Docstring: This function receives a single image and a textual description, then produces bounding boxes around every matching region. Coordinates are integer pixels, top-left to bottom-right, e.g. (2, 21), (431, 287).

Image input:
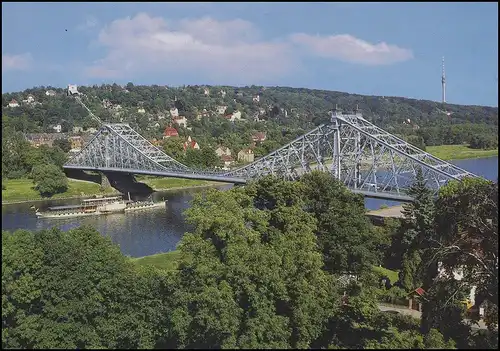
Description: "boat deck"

(48, 204), (84, 211)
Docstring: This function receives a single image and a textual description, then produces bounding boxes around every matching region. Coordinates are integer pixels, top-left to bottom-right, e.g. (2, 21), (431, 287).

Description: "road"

(377, 303), (491, 331)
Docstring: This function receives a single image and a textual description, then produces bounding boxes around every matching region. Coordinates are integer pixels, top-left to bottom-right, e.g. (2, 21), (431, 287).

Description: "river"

(2, 157), (498, 258)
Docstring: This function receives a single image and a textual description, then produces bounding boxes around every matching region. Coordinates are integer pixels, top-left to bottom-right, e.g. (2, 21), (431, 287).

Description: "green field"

(1, 178), (118, 203)
(135, 176), (213, 190)
(372, 266), (399, 284)
(2, 177), (218, 204)
(130, 250), (182, 272)
(426, 144), (498, 161)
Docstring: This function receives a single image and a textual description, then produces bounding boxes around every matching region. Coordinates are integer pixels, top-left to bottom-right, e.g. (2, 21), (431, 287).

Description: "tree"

(428, 178), (498, 330)
(2, 226), (165, 349)
(53, 138), (71, 153)
(300, 171), (379, 275)
(398, 168), (436, 291)
(162, 136), (184, 159)
(31, 164), (68, 197)
(166, 179), (337, 348)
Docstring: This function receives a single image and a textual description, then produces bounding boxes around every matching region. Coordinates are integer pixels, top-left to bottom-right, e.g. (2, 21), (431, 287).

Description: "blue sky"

(2, 2), (498, 106)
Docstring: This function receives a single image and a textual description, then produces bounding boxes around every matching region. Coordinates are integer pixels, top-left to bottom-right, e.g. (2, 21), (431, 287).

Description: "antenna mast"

(441, 56), (446, 103)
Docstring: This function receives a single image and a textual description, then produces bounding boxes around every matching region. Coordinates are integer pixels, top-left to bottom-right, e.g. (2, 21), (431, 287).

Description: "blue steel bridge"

(63, 97), (478, 202)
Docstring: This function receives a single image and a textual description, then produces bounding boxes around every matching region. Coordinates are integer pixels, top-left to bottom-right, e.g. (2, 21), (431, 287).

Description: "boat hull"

(36, 211), (100, 219)
(124, 202), (166, 212)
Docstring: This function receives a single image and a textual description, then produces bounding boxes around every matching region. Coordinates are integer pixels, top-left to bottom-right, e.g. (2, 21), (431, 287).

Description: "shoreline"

(2, 182), (227, 206)
(2, 151), (496, 206)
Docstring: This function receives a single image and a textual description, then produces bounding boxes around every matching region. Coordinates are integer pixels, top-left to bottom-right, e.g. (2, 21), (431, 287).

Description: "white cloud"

(86, 13), (295, 83)
(290, 33), (413, 66)
(86, 13), (413, 82)
(2, 53), (33, 71)
(77, 15), (99, 31)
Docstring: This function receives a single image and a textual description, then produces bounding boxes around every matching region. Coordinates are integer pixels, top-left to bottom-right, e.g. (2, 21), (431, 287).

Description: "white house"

(215, 146), (232, 157)
(138, 107), (146, 114)
(73, 126), (84, 134)
(67, 84), (79, 95)
(221, 155), (235, 170)
(253, 95), (260, 103)
(8, 99), (19, 108)
(204, 88), (210, 96)
(173, 116), (188, 128)
(220, 90), (227, 98)
(52, 124), (62, 133)
(232, 110), (242, 120)
(170, 107), (179, 118)
(26, 95), (35, 103)
(45, 90), (57, 96)
(216, 105), (227, 115)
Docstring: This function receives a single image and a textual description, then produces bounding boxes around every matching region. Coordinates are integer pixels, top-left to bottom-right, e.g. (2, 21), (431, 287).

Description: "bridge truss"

(65, 108), (477, 201)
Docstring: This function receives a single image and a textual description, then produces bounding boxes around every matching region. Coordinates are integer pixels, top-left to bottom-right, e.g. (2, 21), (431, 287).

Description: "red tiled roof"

(414, 287), (425, 296)
(164, 127), (178, 137)
(221, 155), (233, 162)
(183, 139), (198, 150)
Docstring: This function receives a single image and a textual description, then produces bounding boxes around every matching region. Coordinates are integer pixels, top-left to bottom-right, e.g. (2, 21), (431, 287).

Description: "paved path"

(377, 304), (491, 330)
(367, 205), (405, 218)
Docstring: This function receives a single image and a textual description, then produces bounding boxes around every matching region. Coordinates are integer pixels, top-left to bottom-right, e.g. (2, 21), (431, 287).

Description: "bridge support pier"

(100, 173), (111, 189)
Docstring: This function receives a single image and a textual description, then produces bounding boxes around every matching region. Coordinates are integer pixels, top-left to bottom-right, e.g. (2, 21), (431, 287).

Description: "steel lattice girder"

(65, 115), (479, 199)
(65, 124), (190, 173)
(225, 113), (477, 197)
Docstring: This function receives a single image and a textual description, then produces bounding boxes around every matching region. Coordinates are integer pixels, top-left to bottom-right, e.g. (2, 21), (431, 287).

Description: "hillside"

(2, 84), (498, 152)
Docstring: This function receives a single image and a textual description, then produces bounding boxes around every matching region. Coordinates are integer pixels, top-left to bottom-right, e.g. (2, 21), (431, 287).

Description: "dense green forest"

(2, 84), (498, 154)
(3, 173), (497, 349)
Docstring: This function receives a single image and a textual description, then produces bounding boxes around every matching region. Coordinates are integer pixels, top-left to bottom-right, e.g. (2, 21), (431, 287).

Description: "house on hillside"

(216, 105), (227, 115)
(8, 99), (19, 108)
(163, 126), (179, 139)
(25, 133), (67, 148)
(68, 136), (83, 151)
(252, 132), (267, 143)
(237, 148), (254, 163)
(73, 126), (84, 134)
(45, 89), (57, 96)
(67, 84), (80, 95)
(253, 95), (260, 103)
(221, 155), (235, 170)
(203, 88), (210, 96)
(215, 146), (231, 157)
(220, 90), (226, 98)
(24, 95), (35, 104)
(52, 124), (62, 133)
(173, 116), (187, 128)
(170, 107), (179, 118)
(137, 107), (146, 114)
(183, 136), (200, 151)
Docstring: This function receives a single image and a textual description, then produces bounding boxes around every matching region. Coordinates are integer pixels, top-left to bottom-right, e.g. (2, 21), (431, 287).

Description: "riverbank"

(2, 177), (224, 205)
(427, 144), (498, 161)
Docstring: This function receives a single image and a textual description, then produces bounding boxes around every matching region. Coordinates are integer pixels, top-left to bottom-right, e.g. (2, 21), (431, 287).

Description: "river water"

(2, 157), (498, 258)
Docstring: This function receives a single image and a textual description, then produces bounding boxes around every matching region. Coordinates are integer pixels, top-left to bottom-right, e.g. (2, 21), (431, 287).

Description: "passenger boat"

(124, 200), (166, 212)
(124, 194), (166, 212)
(35, 196), (127, 219)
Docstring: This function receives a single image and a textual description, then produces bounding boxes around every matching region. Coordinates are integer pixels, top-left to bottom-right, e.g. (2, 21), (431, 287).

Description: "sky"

(2, 2), (498, 106)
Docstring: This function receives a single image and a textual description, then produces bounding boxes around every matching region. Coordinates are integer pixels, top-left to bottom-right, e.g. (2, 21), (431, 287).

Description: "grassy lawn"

(426, 144), (498, 161)
(2, 178), (117, 203)
(2, 177), (222, 204)
(130, 250), (182, 272)
(372, 266), (399, 284)
(138, 176), (215, 190)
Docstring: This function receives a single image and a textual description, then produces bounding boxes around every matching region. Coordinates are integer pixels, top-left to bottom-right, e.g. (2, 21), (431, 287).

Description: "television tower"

(441, 56), (446, 103)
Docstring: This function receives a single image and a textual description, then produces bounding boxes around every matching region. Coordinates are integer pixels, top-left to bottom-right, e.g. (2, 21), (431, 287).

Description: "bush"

(31, 164), (68, 197)
(378, 286), (408, 306)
